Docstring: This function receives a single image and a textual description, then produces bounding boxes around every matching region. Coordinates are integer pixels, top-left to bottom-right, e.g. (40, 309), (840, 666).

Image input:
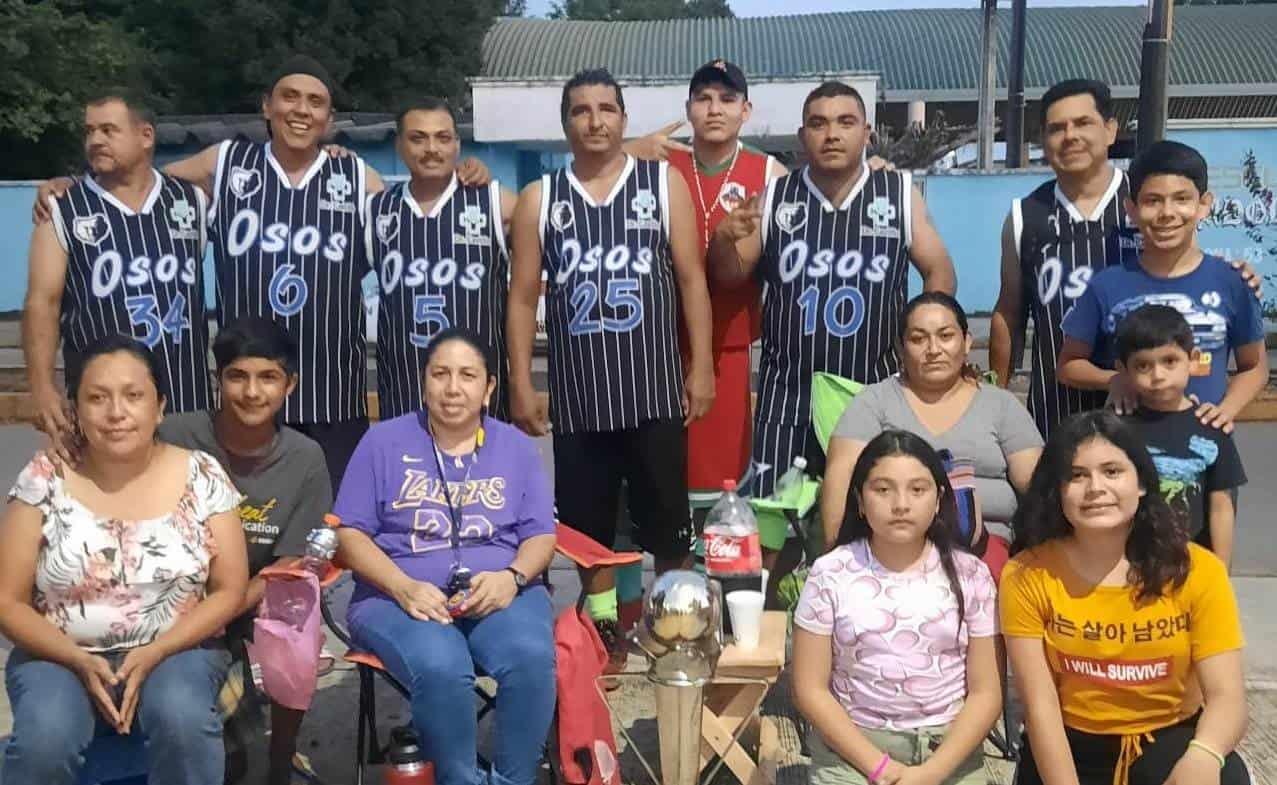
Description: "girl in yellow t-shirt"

(1001, 410), (1248, 785)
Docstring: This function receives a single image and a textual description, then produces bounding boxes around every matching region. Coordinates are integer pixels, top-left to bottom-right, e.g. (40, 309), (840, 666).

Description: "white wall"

(472, 75), (879, 147)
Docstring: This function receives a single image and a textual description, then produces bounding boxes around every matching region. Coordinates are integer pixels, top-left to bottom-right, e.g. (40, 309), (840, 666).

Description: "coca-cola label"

(704, 531), (762, 575)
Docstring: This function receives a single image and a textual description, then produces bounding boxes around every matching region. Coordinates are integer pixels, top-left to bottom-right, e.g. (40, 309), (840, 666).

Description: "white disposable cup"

(761, 568), (770, 595)
(726, 590), (765, 648)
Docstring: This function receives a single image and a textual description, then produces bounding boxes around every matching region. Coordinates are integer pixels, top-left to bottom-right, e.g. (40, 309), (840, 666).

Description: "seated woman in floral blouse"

(0, 334), (249, 785)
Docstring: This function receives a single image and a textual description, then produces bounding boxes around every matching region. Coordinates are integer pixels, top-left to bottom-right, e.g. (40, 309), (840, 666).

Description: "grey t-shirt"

(832, 377), (1043, 533)
(158, 412), (334, 576)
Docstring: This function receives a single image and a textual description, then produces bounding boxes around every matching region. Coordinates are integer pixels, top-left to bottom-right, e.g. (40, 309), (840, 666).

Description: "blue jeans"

(351, 586), (557, 785)
(3, 645), (231, 785)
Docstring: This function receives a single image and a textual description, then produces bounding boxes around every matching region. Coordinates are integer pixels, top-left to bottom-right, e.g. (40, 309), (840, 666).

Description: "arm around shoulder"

(162, 143), (222, 198)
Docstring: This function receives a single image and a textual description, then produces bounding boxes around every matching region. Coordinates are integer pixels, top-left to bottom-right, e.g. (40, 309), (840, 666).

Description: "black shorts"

(1015, 713), (1251, 785)
(292, 417), (369, 496)
(553, 419), (692, 560)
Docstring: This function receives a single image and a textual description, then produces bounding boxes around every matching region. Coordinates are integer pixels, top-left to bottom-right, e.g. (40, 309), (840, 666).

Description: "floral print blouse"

(9, 450), (242, 652)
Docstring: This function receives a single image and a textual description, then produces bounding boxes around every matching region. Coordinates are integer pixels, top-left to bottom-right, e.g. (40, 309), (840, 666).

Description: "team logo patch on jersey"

(168, 197), (199, 239)
(718, 181), (747, 212)
(862, 196), (900, 238)
(72, 214), (111, 246)
(549, 201), (574, 233)
(454, 204), (490, 246)
(321, 173), (356, 213)
(627, 189), (660, 231)
(376, 213), (399, 245)
(229, 167), (262, 200)
(775, 202), (807, 234)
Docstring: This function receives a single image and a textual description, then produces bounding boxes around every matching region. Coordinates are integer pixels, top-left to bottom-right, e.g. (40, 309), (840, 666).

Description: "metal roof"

(480, 6), (1277, 100)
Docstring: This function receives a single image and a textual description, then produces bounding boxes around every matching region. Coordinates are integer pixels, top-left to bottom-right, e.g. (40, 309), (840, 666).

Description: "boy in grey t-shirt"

(158, 316), (331, 785)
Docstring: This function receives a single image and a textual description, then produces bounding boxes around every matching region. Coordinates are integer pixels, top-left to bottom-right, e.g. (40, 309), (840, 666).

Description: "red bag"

(554, 607), (620, 785)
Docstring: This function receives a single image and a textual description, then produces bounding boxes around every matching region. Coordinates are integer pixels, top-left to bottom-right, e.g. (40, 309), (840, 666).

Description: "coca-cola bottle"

(703, 479), (762, 635)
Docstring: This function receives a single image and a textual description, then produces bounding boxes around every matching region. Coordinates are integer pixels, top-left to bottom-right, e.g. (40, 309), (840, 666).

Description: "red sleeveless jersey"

(668, 144), (770, 351)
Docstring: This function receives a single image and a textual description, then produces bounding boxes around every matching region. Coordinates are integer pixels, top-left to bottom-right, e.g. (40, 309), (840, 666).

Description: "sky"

(522, 0), (1147, 18)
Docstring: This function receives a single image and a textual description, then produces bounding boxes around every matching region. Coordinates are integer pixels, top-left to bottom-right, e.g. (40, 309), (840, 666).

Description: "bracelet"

(1187, 739), (1226, 769)
(868, 753), (891, 783)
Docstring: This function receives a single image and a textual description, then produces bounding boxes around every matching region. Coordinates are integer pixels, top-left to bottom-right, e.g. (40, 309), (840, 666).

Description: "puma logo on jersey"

(626, 189), (660, 231)
(168, 197), (199, 239)
(549, 201), (574, 233)
(454, 205), (490, 246)
(229, 167), (262, 200)
(776, 202), (807, 233)
(377, 213), (400, 244)
(73, 214), (111, 246)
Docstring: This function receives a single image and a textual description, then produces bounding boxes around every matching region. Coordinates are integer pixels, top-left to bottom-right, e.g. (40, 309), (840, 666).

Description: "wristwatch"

(505, 566), (528, 588)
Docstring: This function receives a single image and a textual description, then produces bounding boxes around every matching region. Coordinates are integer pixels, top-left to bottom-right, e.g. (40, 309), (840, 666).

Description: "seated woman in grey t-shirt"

(821, 293), (1042, 582)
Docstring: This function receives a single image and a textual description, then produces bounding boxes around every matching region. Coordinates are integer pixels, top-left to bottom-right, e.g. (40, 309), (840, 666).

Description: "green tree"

(0, 0), (149, 177)
(81, 0), (511, 113)
(550, 0), (733, 21)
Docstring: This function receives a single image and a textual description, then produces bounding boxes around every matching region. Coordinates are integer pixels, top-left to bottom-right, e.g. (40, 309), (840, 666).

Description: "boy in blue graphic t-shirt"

(1059, 140), (1267, 431)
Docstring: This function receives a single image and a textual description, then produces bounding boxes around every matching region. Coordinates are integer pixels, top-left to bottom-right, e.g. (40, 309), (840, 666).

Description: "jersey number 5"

(409, 294), (451, 348)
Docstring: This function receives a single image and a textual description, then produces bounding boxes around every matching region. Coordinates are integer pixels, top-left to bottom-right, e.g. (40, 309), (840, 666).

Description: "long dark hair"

(1011, 410), (1189, 603)
(837, 430), (970, 637)
(897, 291), (981, 383)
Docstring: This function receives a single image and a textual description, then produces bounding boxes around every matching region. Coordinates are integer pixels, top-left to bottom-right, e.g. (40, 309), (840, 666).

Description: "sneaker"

(593, 618), (629, 690)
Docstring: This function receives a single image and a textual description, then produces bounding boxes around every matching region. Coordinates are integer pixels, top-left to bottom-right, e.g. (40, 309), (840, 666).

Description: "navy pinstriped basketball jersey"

(540, 156), (683, 434)
(1016, 168), (1141, 437)
(51, 172), (212, 412)
(756, 167), (913, 427)
(208, 139), (367, 425)
(364, 178), (510, 421)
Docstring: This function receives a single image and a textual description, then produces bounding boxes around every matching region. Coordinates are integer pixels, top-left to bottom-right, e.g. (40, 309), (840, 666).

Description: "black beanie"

(269, 54), (335, 99)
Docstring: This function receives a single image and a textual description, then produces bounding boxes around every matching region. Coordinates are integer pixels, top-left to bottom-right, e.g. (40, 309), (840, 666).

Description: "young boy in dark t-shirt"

(1115, 305), (1245, 568)
(159, 316), (332, 785)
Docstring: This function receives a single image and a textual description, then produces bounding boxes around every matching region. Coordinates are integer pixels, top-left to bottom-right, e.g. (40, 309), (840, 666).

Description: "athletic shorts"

(553, 419), (693, 560)
(293, 417), (369, 497)
(687, 346), (753, 491)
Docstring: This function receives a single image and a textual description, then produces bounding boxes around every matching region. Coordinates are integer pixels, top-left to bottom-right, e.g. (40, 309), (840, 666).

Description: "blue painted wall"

(3, 127), (1274, 316)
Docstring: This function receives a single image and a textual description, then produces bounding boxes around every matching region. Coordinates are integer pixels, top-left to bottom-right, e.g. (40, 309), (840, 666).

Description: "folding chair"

(318, 569), (498, 785)
(322, 522), (644, 785)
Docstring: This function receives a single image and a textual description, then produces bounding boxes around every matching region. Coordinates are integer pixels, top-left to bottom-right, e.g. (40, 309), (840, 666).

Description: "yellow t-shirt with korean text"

(999, 542), (1243, 736)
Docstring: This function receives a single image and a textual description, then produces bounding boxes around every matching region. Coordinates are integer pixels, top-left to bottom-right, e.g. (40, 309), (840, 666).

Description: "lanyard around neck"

(426, 418), (483, 571)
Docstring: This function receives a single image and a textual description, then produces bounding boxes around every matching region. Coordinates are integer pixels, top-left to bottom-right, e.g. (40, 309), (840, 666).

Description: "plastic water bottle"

(703, 479), (761, 635)
(772, 456), (808, 502)
(384, 726), (436, 785)
(276, 527), (338, 630)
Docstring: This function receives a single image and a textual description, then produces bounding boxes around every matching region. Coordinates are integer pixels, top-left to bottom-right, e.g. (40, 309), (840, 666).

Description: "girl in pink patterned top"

(0, 335), (249, 785)
(793, 430), (1000, 785)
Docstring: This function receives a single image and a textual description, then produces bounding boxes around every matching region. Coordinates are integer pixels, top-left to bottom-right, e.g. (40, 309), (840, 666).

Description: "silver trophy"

(629, 570), (722, 785)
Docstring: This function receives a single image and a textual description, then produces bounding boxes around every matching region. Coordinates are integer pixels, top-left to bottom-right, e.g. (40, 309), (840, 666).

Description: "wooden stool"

(699, 611), (787, 785)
